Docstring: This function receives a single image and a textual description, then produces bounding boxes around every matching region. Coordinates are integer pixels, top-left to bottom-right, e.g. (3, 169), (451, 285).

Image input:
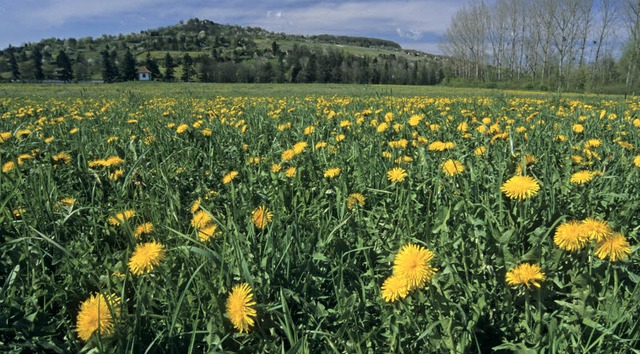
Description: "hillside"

(0, 18), (445, 85)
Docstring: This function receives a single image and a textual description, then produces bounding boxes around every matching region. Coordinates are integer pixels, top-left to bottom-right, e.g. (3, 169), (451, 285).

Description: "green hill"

(0, 18), (445, 85)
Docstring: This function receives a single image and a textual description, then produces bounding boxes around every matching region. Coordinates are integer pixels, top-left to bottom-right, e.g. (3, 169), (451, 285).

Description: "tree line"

(1, 42), (444, 85)
(441, 0), (640, 94)
(0, 18), (444, 85)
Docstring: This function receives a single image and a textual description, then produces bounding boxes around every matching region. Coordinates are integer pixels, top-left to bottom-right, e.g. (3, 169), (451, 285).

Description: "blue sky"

(0, 0), (466, 54)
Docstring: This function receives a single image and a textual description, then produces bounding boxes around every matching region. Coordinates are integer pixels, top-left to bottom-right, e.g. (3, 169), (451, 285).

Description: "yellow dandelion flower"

(594, 233), (631, 262)
(198, 223), (219, 242)
(324, 167), (341, 179)
(428, 141), (446, 151)
(393, 243), (437, 289)
(572, 124), (584, 133)
(176, 124), (189, 134)
(271, 164), (282, 173)
(554, 220), (589, 251)
(570, 170), (594, 184)
(281, 149), (295, 161)
(441, 159), (464, 176)
(190, 198), (202, 214)
(408, 114), (423, 127)
(387, 167), (407, 183)
(191, 210), (213, 229)
(58, 198), (76, 207)
(581, 218), (612, 242)
(0, 131), (12, 142)
(505, 263), (545, 289)
(226, 283), (257, 333)
(75, 293), (120, 342)
(315, 141), (327, 149)
(2, 161), (16, 173)
(103, 156), (125, 167)
(474, 146), (487, 156)
(381, 274), (410, 302)
(377, 122), (389, 133)
(108, 209), (135, 226)
(634, 156), (640, 168)
(134, 222), (154, 238)
(292, 142), (308, 154)
(222, 171), (238, 184)
(304, 126), (316, 135)
(69, 127), (79, 134)
(500, 175), (540, 201)
(285, 167), (296, 178)
(52, 152), (72, 164)
(252, 205), (273, 229)
(109, 169), (124, 181)
(347, 193), (366, 209)
(128, 241), (166, 276)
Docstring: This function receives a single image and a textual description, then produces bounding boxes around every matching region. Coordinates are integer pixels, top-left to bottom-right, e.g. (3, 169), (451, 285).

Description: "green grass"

(0, 86), (638, 353)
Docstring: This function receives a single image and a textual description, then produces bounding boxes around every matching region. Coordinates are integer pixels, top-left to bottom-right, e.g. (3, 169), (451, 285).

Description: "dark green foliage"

(55, 50), (73, 82)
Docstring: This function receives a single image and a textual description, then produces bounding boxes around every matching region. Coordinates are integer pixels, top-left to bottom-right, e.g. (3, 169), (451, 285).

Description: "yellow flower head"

(634, 155), (640, 168)
(570, 170), (594, 184)
(441, 159), (464, 177)
(75, 293), (121, 341)
(387, 167), (407, 183)
(222, 171), (238, 184)
(191, 210), (213, 229)
(292, 141), (308, 154)
(198, 223), (219, 242)
(134, 222), (154, 238)
(281, 149), (295, 161)
(128, 241), (166, 276)
(501, 175), (540, 201)
(554, 220), (589, 252)
(581, 218), (612, 242)
(381, 274), (410, 302)
(52, 152), (72, 165)
(108, 209), (135, 226)
(226, 283), (257, 333)
(392, 243), (437, 289)
(324, 167), (341, 179)
(347, 193), (366, 209)
(594, 233), (631, 262)
(285, 167), (296, 178)
(252, 205), (273, 229)
(505, 263), (545, 289)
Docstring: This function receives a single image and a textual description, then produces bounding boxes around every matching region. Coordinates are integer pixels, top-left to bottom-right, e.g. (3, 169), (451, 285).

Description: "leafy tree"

(164, 52), (175, 81)
(120, 49), (137, 81)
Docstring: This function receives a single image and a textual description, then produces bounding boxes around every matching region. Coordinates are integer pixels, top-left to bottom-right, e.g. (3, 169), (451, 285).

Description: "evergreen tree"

(100, 49), (118, 83)
(144, 52), (161, 79)
(32, 47), (44, 81)
(8, 49), (20, 80)
(55, 49), (73, 82)
(74, 53), (90, 81)
(121, 49), (137, 81)
(181, 53), (194, 82)
(164, 52), (175, 81)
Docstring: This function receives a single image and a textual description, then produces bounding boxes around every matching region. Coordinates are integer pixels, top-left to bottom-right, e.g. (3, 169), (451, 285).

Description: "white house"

(138, 66), (152, 81)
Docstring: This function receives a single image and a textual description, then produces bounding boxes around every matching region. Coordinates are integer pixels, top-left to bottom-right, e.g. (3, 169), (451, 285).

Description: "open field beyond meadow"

(1, 83), (639, 353)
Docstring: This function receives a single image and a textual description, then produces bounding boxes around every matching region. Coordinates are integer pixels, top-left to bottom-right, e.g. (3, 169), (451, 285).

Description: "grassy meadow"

(1, 83), (639, 353)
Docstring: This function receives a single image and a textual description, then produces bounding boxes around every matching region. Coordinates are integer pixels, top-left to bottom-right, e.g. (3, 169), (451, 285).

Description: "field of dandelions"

(1, 85), (639, 353)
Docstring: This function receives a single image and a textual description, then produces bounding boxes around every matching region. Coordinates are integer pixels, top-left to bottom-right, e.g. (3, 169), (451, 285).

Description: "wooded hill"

(0, 18), (445, 85)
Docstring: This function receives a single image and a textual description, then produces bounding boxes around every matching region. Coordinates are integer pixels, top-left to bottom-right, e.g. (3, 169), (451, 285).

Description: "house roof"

(138, 66), (151, 74)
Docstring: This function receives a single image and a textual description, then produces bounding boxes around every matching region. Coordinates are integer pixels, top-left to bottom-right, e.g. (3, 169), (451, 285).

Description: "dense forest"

(0, 18), (445, 86)
(441, 0), (640, 94)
